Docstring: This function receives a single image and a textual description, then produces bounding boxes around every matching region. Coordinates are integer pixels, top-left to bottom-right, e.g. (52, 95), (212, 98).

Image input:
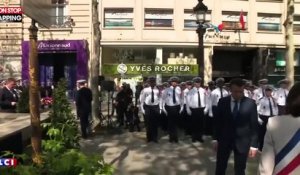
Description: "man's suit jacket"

(0, 87), (18, 112)
(215, 96), (259, 153)
(75, 87), (92, 115)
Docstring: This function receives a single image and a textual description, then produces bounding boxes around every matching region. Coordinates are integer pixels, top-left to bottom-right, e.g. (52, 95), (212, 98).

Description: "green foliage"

(45, 79), (80, 149)
(16, 87), (29, 113)
(0, 79), (114, 175)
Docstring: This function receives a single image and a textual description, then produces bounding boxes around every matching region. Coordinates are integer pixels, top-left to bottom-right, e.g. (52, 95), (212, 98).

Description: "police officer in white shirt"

(205, 80), (215, 136)
(211, 78), (229, 118)
(253, 79), (268, 104)
(186, 77), (207, 142)
(257, 86), (278, 151)
(140, 76), (161, 143)
(243, 80), (253, 98)
(161, 76), (182, 143)
(183, 80), (193, 135)
(273, 79), (290, 115)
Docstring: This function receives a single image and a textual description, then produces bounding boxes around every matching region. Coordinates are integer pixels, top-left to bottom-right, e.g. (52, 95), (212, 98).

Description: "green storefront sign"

(103, 64), (198, 75)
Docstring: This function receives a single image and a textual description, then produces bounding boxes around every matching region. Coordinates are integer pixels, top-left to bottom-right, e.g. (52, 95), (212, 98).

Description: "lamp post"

(193, 0), (208, 79)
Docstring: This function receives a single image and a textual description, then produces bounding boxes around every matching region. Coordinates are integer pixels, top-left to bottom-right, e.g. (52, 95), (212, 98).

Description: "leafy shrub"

(16, 87), (29, 113)
(0, 79), (114, 175)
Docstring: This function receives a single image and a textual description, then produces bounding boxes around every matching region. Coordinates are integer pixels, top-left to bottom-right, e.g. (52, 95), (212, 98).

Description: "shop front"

(22, 40), (89, 98)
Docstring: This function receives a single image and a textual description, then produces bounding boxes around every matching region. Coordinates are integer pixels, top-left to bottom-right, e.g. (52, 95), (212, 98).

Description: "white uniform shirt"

(206, 88), (214, 117)
(273, 88), (289, 106)
(244, 89), (252, 98)
(139, 86), (160, 106)
(161, 86), (182, 106)
(186, 87), (207, 109)
(211, 87), (229, 106)
(253, 87), (265, 103)
(258, 96), (278, 116)
(183, 88), (190, 105)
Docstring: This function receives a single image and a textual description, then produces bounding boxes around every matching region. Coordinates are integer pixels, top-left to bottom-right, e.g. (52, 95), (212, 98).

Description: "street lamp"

(193, 0), (208, 79)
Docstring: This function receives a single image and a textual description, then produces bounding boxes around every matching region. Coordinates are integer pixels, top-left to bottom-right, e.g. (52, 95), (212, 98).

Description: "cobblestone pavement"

(80, 126), (259, 175)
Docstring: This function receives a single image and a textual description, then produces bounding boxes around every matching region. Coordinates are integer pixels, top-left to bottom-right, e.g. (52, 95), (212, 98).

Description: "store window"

(257, 13), (281, 32)
(50, 0), (68, 28)
(294, 15), (300, 33)
(102, 47), (156, 64)
(221, 11), (248, 30)
(183, 9), (211, 28)
(104, 8), (134, 28)
(144, 9), (173, 27)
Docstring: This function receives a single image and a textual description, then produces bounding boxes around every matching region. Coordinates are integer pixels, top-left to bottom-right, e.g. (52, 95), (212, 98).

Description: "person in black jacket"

(213, 78), (258, 175)
(0, 78), (18, 112)
(75, 80), (92, 138)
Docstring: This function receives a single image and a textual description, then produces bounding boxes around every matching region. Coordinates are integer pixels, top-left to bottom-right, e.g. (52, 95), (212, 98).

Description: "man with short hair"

(214, 78), (258, 175)
(140, 76), (161, 143)
(186, 77), (207, 142)
(76, 79), (92, 138)
(0, 78), (18, 112)
(161, 76), (182, 143)
(273, 79), (289, 115)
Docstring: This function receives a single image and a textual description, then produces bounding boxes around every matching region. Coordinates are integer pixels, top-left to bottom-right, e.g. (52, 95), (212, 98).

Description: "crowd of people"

(112, 76), (299, 175)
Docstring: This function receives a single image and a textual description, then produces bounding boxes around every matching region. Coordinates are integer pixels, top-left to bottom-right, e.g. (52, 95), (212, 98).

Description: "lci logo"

(0, 158), (17, 167)
(117, 64), (128, 74)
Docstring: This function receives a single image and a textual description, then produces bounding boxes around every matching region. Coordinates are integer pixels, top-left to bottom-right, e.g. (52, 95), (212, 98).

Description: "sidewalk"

(80, 128), (259, 175)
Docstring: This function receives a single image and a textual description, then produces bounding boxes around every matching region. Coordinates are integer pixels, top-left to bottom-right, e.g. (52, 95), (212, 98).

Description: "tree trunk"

(91, 0), (101, 127)
(29, 20), (42, 164)
(285, 0), (295, 87)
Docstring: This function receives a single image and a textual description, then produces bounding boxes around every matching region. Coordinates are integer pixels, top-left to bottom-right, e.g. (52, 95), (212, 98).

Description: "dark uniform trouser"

(216, 142), (248, 175)
(258, 115), (271, 151)
(212, 106), (218, 138)
(144, 104), (159, 142)
(277, 105), (286, 115)
(116, 106), (126, 126)
(165, 105), (181, 142)
(79, 112), (89, 138)
(191, 107), (205, 141)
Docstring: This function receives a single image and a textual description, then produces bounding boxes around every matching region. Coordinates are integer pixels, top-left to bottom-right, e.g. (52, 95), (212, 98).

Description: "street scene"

(0, 0), (300, 175)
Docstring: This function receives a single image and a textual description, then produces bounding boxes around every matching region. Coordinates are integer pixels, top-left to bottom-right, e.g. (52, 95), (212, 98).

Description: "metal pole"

(29, 19), (42, 164)
(197, 25), (205, 79)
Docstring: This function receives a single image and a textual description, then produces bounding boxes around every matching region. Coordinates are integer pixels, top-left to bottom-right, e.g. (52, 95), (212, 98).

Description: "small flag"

(218, 23), (224, 32)
(239, 10), (245, 30)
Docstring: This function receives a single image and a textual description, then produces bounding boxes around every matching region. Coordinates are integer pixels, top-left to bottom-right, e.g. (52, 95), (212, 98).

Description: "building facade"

(1, 0), (300, 90)
(0, 0), (91, 97)
(100, 0), (300, 85)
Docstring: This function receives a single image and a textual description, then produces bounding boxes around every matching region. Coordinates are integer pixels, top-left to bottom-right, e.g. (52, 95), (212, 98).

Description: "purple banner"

(22, 40), (88, 81)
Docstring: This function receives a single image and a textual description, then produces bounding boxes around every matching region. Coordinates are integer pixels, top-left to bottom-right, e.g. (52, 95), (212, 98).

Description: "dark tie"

(262, 88), (265, 97)
(232, 100), (239, 119)
(151, 87), (154, 103)
(173, 87), (176, 104)
(268, 97), (273, 116)
(220, 88), (223, 98)
(198, 89), (201, 107)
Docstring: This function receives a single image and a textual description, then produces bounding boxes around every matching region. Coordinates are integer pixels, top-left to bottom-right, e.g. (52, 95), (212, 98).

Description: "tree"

(29, 20), (42, 165)
(284, 0), (295, 87)
(91, 0), (101, 127)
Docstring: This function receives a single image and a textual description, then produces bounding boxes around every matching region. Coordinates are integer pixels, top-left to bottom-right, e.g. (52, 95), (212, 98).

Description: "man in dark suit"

(214, 78), (258, 175)
(0, 78), (18, 112)
(75, 79), (92, 138)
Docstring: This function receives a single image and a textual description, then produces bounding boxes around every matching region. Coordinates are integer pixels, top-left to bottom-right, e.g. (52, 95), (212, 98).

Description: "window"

(144, 9), (173, 27)
(184, 9), (211, 28)
(257, 13), (281, 32)
(222, 11), (247, 30)
(104, 8), (134, 28)
(294, 16), (300, 32)
(50, 0), (68, 28)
